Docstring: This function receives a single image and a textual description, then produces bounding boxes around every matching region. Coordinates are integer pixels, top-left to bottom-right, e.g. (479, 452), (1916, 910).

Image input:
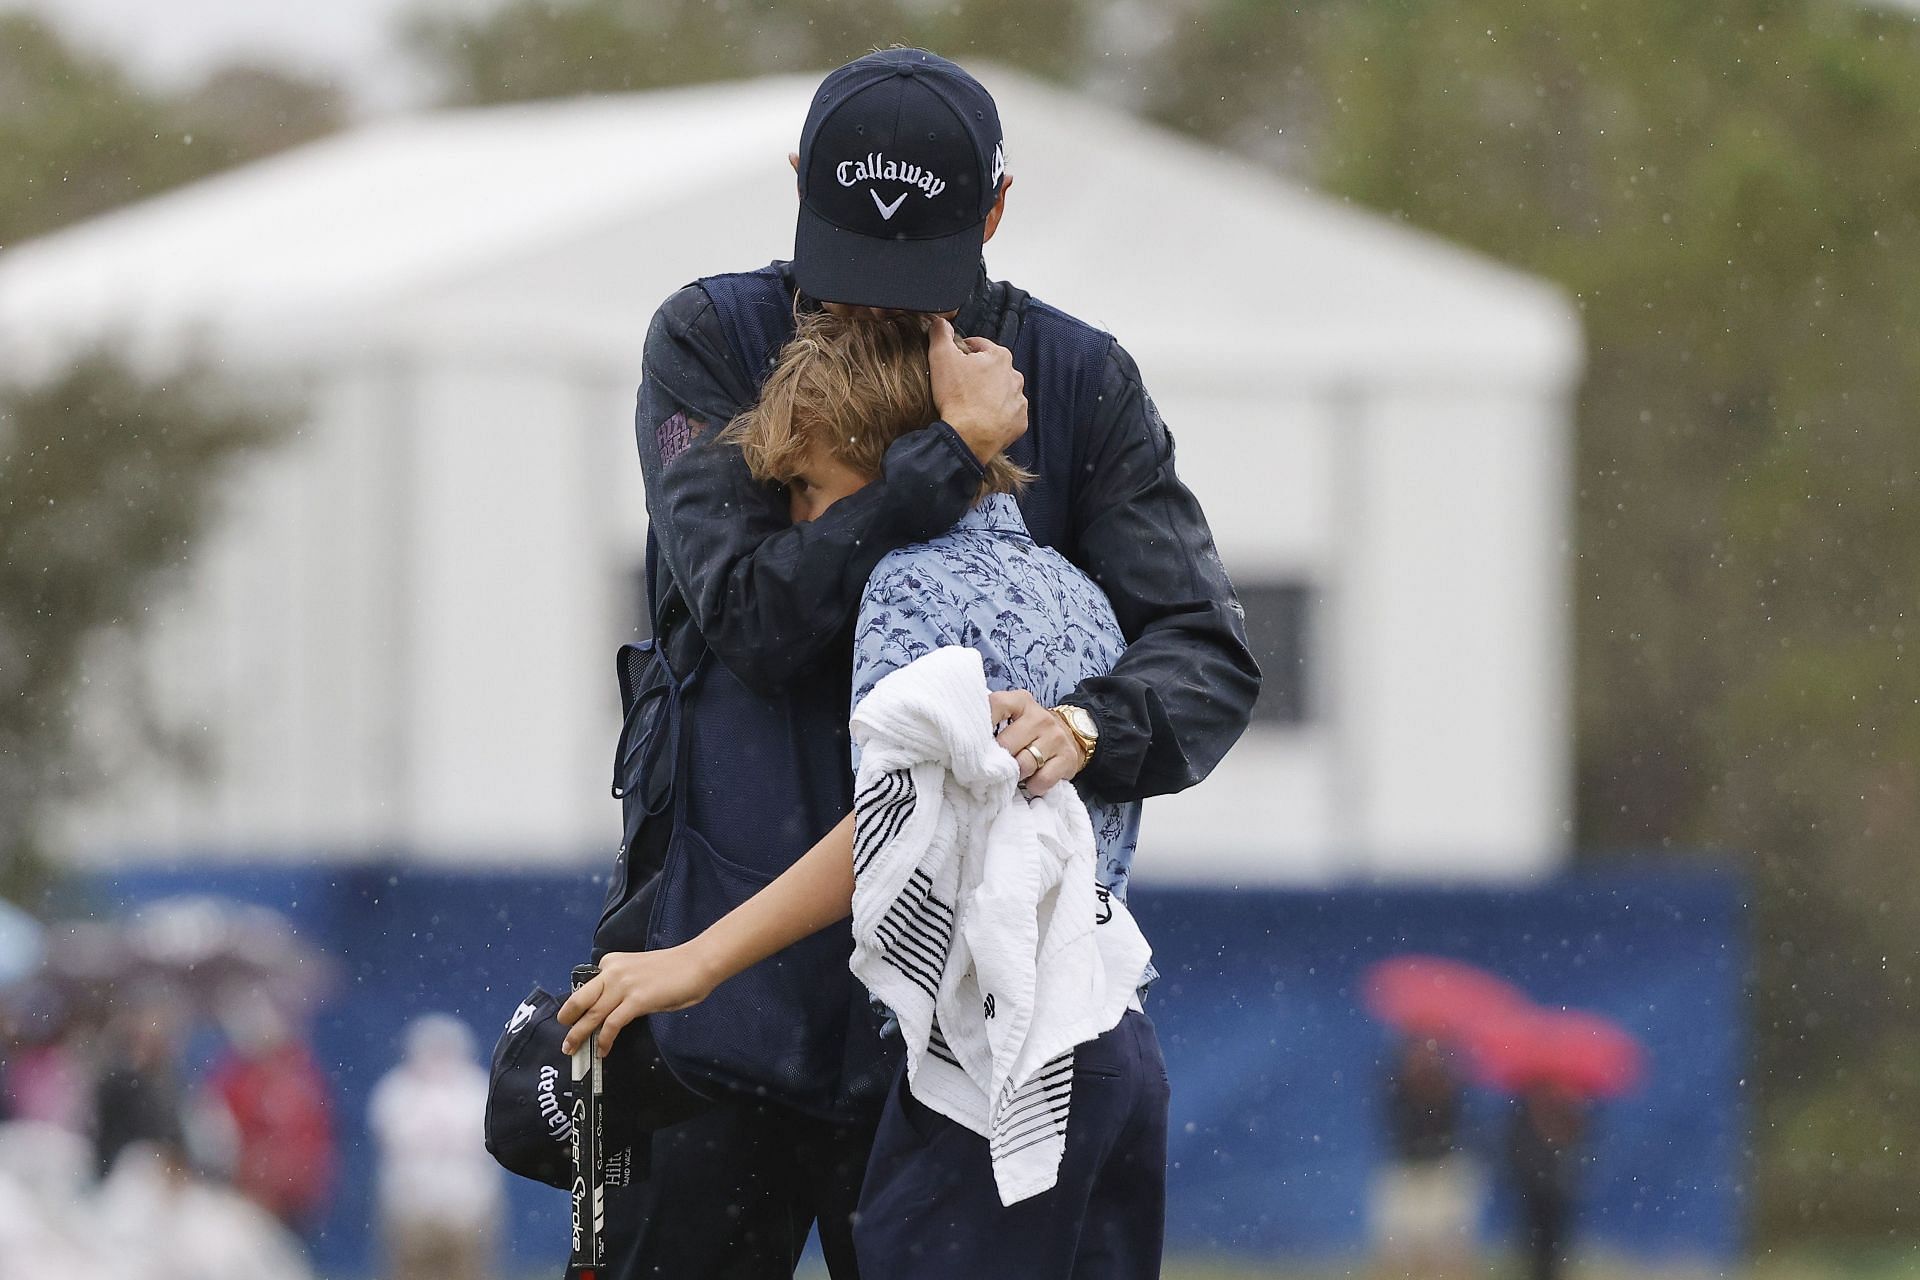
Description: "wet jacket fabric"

(615, 260), (1256, 1114)
(633, 260), (1259, 806)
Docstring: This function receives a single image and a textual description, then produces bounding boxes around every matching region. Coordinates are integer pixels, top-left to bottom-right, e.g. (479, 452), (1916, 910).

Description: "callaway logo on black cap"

(794, 48), (1004, 313)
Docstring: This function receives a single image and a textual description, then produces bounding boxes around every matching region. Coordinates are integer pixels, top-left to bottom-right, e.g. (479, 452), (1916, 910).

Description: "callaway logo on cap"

(794, 48), (1005, 313)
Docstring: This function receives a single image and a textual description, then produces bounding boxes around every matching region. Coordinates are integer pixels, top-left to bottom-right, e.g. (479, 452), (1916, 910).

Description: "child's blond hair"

(726, 310), (1031, 500)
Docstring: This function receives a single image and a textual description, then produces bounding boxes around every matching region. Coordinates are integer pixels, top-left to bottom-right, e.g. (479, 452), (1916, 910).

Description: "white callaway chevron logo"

(507, 999), (538, 1034)
(870, 189), (908, 221)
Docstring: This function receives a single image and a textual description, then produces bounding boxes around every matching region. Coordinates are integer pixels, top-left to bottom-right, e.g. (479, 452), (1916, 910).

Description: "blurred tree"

(404, 0), (1083, 104)
(0, 13), (342, 248)
(0, 15), (310, 895)
(1272, 0), (1920, 1241)
(170, 64), (343, 171)
(0, 355), (283, 900)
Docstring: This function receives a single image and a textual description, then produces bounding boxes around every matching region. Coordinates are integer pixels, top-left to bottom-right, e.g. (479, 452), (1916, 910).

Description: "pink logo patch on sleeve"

(657, 411), (694, 465)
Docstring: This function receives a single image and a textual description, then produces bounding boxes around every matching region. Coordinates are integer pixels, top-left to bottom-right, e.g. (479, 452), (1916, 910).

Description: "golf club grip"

(566, 963), (604, 1279)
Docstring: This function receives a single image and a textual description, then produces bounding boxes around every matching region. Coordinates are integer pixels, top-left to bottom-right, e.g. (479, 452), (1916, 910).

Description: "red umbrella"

(1467, 1006), (1645, 1099)
(1362, 954), (1531, 1043)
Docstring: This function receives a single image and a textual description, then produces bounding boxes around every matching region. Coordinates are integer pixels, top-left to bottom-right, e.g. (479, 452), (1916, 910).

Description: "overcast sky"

(1, 0), (501, 111)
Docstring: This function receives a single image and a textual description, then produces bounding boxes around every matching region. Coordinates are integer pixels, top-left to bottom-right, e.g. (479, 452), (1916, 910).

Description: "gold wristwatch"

(1049, 704), (1099, 768)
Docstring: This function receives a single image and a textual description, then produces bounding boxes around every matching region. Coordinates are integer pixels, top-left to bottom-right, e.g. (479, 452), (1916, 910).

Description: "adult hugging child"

(577, 46), (1258, 1280)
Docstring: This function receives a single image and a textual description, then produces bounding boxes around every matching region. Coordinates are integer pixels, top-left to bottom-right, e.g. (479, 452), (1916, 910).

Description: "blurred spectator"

(368, 1014), (501, 1280)
(98, 1140), (314, 1280)
(0, 1120), (100, 1274)
(1507, 1084), (1587, 1280)
(93, 1001), (188, 1180)
(0, 1118), (314, 1279)
(1371, 1036), (1480, 1279)
(2, 1014), (88, 1133)
(204, 992), (335, 1236)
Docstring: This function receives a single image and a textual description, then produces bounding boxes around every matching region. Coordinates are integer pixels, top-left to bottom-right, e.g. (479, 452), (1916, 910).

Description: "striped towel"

(848, 645), (1152, 1205)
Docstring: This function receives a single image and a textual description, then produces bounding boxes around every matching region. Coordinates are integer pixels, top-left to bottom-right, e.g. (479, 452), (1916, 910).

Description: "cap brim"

(792, 204), (984, 313)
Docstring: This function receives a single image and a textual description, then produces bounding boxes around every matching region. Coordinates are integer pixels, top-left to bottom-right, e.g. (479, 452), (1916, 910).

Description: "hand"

(558, 946), (717, 1057)
(989, 688), (1088, 797)
(928, 316), (1027, 463)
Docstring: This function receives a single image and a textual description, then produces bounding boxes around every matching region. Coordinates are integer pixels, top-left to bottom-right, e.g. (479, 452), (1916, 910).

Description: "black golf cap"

(794, 48), (1005, 313)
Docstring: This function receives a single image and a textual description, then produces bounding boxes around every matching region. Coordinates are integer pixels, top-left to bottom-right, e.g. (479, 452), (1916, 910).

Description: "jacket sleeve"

(1059, 341), (1262, 802)
(636, 284), (984, 693)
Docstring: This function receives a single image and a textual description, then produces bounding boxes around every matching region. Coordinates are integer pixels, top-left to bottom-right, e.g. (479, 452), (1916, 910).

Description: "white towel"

(848, 646), (1152, 1205)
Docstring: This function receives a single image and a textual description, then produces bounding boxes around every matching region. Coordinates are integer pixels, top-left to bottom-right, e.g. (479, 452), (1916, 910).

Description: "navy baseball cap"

(483, 984), (710, 1190)
(794, 48), (1005, 313)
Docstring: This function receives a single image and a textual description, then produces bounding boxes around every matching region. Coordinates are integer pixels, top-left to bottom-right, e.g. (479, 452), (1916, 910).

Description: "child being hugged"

(561, 311), (1167, 1279)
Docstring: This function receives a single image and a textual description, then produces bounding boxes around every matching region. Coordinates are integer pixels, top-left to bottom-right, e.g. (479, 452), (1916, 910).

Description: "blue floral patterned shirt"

(850, 492), (1144, 906)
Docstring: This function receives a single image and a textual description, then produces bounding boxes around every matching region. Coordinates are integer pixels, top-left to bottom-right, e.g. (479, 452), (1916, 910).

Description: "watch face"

(1061, 706), (1097, 741)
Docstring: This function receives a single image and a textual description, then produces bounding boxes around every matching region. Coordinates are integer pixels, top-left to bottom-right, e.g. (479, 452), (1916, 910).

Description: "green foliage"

(1768, 1027), (1920, 1241)
(1173, 0), (1920, 1243)
(0, 15), (314, 898)
(0, 12), (341, 249)
(0, 353), (283, 898)
(405, 0), (1083, 104)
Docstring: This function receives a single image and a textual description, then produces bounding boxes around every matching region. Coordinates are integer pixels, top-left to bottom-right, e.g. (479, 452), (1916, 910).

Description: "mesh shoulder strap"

(699, 264), (797, 386)
(641, 264), (795, 626)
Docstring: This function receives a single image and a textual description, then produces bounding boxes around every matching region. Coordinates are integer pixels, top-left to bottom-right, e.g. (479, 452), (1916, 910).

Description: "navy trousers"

(602, 1099), (877, 1279)
(603, 1011), (1167, 1280)
(853, 1010), (1170, 1280)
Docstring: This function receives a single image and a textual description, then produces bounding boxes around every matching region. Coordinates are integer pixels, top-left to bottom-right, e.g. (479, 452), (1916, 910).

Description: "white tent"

(0, 70), (1582, 883)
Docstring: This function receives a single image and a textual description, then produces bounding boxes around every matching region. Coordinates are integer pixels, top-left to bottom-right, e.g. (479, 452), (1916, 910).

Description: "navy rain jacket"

(633, 261), (1260, 812)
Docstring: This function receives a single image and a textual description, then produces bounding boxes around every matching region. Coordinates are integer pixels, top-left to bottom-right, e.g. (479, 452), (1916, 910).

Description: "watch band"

(1048, 704), (1098, 767)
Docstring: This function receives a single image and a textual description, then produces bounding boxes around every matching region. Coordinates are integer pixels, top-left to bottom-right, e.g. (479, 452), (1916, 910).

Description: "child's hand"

(558, 946), (717, 1056)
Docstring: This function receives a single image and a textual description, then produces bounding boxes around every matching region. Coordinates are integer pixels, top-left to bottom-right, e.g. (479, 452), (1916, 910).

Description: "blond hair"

(725, 310), (1031, 501)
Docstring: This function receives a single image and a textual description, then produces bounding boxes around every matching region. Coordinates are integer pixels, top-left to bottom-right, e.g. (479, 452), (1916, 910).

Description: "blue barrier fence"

(72, 864), (1746, 1275)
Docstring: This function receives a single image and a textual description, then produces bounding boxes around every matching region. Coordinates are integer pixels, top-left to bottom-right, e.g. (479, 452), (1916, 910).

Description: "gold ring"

(1023, 743), (1051, 767)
